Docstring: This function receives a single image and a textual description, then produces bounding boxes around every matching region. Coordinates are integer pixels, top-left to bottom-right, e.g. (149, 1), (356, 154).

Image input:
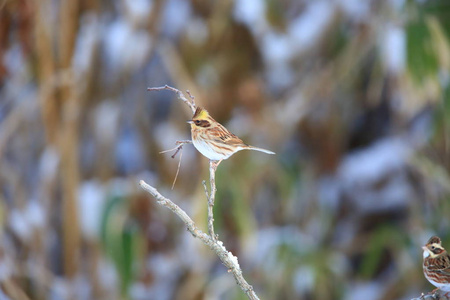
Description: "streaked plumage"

(188, 107), (275, 161)
(423, 236), (450, 294)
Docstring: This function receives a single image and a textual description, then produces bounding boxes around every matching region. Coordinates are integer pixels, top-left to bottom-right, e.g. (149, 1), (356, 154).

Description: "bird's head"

(188, 107), (212, 128)
(423, 236), (446, 259)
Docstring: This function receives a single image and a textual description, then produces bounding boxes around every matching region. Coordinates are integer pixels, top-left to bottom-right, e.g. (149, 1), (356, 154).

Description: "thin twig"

(173, 140), (192, 158)
(147, 85), (196, 114)
(159, 145), (181, 155)
(186, 90), (195, 101)
(159, 140), (192, 189)
(139, 180), (260, 300)
(159, 140), (192, 156)
(171, 148), (183, 190)
(171, 147), (182, 159)
(176, 140), (192, 145)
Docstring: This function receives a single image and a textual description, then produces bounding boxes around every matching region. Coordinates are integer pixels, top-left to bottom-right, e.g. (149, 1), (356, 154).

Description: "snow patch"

(9, 209), (30, 242)
(124, 0), (153, 23)
(94, 101), (120, 143)
(381, 25), (406, 74)
(293, 266), (315, 294)
(160, 0), (191, 38)
(104, 20), (152, 72)
(186, 18), (209, 45)
(26, 201), (46, 229)
(288, 1), (334, 52)
(78, 181), (106, 239)
(338, 138), (410, 185)
(337, 0), (370, 21)
(73, 14), (99, 77)
(233, 0), (267, 34)
(39, 147), (60, 181)
(347, 282), (383, 300)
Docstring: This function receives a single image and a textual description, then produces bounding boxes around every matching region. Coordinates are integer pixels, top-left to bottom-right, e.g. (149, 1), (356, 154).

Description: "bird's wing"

(428, 254), (450, 275)
(212, 124), (246, 147)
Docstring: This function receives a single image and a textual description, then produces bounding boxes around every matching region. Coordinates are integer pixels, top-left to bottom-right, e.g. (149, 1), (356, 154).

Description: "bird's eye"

(195, 120), (201, 125)
(431, 246), (436, 250)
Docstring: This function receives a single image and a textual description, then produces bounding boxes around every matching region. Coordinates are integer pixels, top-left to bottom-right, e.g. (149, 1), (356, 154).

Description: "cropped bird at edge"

(187, 107), (275, 163)
(422, 236), (450, 296)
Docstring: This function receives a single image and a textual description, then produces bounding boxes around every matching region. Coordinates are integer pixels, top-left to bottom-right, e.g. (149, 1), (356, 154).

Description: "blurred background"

(0, 0), (449, 299)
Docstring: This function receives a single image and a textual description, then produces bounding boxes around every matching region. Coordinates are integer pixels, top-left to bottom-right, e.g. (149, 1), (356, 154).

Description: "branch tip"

(147, 85), (196, 114)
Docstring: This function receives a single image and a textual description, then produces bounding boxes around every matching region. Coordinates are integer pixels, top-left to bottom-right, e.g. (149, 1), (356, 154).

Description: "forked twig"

(171, 147), (182, 159)
(159, 140), (192, 189)
(147, 85), (196, 114)
(159, 140), (192, 156)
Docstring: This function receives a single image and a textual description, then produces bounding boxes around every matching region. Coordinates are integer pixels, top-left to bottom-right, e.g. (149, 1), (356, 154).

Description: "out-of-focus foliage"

(0, 0), (449, 299)
(101, 194), (144, 296)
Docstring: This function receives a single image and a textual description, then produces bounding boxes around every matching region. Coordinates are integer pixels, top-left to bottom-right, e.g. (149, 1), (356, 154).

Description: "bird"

(422, 236), (450, 296)
(187, 106), (275, 165)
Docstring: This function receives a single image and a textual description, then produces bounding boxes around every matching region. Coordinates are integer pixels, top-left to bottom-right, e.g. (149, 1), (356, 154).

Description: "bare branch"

(139, 180), (260, 300)
(186, 90), (195, 102)
(207, 160), (220, 241)
(139, 180), (205, 238)
(148, 85), (196, 114)
(202, 180), (209, 199)
(410, 291), (446, 300)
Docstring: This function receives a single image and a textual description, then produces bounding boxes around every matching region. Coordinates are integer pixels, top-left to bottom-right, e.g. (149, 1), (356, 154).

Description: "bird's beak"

(187, 120), (193, 124)
(422, 246), (427, 251)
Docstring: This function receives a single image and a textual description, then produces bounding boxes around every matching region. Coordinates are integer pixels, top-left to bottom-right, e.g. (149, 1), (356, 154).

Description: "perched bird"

(188, 107), (275, 163)
(422, 236), (450, 296)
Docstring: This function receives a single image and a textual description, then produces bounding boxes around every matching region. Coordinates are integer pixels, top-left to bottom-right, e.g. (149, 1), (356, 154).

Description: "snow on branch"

(139, 180), (260, 300)
(142, 86), (260, 300)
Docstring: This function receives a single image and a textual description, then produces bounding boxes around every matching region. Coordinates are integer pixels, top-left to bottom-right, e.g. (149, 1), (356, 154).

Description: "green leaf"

(100, 195), (143, 297)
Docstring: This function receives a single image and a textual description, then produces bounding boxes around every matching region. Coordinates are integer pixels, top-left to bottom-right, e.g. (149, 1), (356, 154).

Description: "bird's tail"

(245, 146), (275, 155)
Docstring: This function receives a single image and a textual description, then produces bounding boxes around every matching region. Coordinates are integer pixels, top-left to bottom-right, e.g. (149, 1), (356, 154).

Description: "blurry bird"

(422, 236), (450, 296)
(188, 107), (274, 166)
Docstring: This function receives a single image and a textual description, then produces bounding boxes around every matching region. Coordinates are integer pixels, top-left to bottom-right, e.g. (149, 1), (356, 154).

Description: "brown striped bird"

(423, 236), (450, 296)
(188, 107), (274, 163)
